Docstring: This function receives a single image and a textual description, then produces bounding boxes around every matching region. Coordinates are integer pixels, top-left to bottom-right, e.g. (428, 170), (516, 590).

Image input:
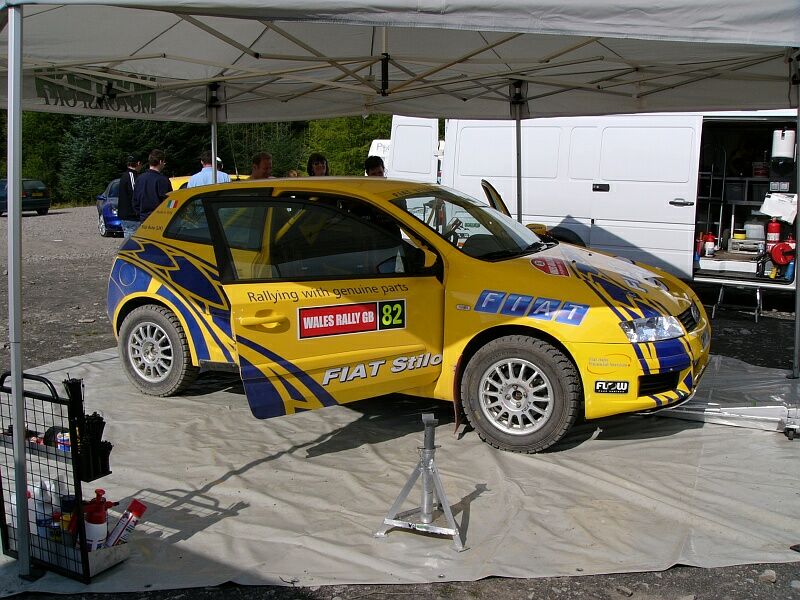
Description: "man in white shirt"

(187, 150), (231, 187)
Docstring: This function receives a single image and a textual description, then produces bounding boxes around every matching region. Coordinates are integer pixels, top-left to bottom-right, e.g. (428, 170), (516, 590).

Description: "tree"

(307, 115), (391, 175)
(219, 121), (308, 177)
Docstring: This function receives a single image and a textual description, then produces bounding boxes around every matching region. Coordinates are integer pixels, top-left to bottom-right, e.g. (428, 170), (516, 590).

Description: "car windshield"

(391, 188), (554, 260)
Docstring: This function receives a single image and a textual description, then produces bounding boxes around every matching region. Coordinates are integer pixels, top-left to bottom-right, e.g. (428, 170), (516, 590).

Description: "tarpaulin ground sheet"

(0, 350), (797, 594)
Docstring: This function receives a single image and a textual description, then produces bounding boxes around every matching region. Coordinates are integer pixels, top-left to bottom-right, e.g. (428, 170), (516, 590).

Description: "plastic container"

(29, 480), (56, 538)
(772, 129), (796, 159)
(785, 260), (795, 282)
(104, 499), (147, 547)
(744, 220), (765, 240)
(732, 229), (746, 240)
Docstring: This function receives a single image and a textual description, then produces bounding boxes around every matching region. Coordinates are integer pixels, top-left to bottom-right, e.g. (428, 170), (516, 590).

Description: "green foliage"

(2, 111), (391, 204)
(58, 117), (209, 202)
(307, 115), (391, 175)
(219, 121), (308, 177)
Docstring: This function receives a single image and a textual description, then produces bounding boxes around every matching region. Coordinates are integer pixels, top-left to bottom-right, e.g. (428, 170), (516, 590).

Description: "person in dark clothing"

(118, 154), (142, 238)
(132, 149), (170, 223)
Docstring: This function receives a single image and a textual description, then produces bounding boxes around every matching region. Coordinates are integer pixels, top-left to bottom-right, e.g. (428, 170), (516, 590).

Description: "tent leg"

(792, 104), (800, 379)
(515, 103), (522, 223)
(7, 5), (31, 577)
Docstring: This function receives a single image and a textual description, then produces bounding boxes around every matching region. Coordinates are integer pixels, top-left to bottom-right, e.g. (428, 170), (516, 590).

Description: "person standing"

(250, 151), (274, 179)
(188, 150), (231, 187)
(307, 153), (329, 176)
(132, 149), (171, 223)
(118, 154), (142, 238)
(364, 155), (385, 177)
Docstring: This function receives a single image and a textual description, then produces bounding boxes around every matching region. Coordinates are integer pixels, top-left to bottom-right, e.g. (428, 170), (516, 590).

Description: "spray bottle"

(83, 489), (117, 551)
(104, 499), (147, 547)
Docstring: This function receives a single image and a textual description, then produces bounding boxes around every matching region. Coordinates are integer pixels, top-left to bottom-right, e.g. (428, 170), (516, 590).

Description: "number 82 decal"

(379, 300), (406, 330)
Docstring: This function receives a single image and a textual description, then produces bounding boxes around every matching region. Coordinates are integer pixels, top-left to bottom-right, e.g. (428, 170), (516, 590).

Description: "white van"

(385, 113), (797, 281)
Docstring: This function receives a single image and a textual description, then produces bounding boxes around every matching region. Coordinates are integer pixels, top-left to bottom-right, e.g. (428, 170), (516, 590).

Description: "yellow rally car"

(107, 178), (710, 453)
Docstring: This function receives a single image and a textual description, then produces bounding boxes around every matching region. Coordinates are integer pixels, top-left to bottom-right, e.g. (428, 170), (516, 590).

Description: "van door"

(587, 114), (703, 278)
(208, 193), (445, 419)
(386, 116), (439, 183)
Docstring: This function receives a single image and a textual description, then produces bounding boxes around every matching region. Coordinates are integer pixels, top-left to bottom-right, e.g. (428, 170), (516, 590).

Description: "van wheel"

(118, 305), (198, 396)
(460, 335), (580, 453)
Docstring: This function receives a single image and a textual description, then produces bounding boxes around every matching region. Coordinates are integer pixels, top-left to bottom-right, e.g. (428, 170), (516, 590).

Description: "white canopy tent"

(1, 0), (799, 577)
(0, 2), (798, 122)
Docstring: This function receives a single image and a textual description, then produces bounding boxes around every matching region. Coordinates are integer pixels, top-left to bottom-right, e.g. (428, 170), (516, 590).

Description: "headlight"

(111, 207), (118, 216)
(619, 316), (684, 343)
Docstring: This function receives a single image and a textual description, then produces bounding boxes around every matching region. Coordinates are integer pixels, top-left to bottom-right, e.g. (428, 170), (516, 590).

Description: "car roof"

(168, 176), (439, 206)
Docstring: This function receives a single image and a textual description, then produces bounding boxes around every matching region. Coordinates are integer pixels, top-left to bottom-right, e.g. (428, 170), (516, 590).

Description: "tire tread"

(461, 335), (581, 453)
(119, 305), (199, 396)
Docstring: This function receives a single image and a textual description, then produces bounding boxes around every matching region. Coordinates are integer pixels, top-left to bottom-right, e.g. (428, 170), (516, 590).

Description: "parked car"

(107, 178), (710, 453)
(96, 178), (122, 237)
(0, 179), (51, 216)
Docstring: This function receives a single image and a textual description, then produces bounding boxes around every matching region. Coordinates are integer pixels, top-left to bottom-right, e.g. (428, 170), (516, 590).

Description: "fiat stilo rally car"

(107, 178), (710, 452)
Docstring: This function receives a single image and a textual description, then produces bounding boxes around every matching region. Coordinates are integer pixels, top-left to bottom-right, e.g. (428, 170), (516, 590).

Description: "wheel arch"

(453, 324), (583, 415)
(113, 294), (202, 367)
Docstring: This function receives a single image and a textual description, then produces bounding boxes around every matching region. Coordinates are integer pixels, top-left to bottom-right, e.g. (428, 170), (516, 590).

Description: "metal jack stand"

(784, 407), (799, 440)
(374, 414), (465, 551)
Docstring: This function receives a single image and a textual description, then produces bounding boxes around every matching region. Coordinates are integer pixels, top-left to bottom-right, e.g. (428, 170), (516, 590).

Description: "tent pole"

(211, 108), (218, 184)
(793, 103), (799, 379)
(209, 84), (219, 184)
(7, 5), (31, 577)
(515, 103), (522, 222)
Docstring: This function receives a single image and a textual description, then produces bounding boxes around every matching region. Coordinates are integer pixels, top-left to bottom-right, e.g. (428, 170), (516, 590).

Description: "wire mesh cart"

(0, 372), (126, 582)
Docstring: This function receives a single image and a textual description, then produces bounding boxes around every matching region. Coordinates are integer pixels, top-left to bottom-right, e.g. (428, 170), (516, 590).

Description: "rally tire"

(36, 208), (49, 216)
(118, 305), (198, 396)
(460, 335), (581, 453)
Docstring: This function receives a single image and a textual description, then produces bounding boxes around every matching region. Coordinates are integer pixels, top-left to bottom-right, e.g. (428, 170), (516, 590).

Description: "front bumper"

(574, 316), (711, 420)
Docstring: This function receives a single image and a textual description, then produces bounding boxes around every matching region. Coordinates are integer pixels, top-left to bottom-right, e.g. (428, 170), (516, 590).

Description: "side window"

(164, 197), (212, 244)
(110, 180), (119, 197)
(211, 197), (427, 282)
(274, 199), (425, 280)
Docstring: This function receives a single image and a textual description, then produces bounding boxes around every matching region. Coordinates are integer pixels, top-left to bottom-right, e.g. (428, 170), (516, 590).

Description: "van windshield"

(391, 189), (552, 260)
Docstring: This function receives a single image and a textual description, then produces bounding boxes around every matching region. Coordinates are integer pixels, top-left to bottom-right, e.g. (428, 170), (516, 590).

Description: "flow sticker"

(594, 381), (630, 394)
(299, 300), (405, 339)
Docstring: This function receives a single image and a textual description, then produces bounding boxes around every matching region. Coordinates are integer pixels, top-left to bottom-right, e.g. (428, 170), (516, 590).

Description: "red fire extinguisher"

(766, 217), (781, 251)
(703, 232), (716, 257)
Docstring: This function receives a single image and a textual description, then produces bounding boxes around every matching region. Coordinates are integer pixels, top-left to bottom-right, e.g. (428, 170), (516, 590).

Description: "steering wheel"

(442, 217), (463, 246)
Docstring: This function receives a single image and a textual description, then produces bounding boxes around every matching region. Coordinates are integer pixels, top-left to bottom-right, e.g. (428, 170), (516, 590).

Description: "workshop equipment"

(374, 413), (464, 551)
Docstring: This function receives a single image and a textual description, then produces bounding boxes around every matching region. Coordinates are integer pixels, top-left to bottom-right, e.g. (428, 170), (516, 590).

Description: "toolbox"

(727, 238), (766, 254)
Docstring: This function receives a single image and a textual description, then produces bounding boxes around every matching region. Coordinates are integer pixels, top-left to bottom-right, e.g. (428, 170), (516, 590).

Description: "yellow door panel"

(224, 277), (444, 418)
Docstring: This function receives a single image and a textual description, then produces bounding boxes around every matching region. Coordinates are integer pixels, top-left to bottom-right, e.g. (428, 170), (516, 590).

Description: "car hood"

(513, 243), (694, 317)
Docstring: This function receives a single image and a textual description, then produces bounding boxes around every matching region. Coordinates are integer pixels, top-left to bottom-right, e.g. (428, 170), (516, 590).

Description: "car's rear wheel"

(460, 335), (581, 453)
(36, 208), (49, 216)
(98, 213), (112, 237)
(118, 305), (198, 396)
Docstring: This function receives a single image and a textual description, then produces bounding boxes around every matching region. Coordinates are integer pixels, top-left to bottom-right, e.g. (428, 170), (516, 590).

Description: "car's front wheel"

(36, 208), (49, 216)
(118, 305), (198, 396)
(98, 214), (112, 237)
(460, 335), (581, 453)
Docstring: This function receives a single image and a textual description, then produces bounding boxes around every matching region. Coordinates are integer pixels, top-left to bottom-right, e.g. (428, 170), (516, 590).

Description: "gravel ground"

(1, 206), (798, 600)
